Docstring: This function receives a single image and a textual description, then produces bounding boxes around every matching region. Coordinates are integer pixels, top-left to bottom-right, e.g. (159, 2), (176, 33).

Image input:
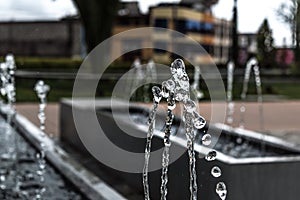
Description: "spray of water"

(239, 57), (264, 130)
(144, 60), (157, 102)
(226, 61), (235, 125)
(191, 65), (204, 102)
(34, 80), (50, 200)
(143, 86), (162, 200)
(0, 55), (21, 193)
(143, 59), (206, 200)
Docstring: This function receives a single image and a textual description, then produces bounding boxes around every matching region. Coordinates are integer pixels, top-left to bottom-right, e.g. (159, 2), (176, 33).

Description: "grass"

(16, 78), (74, 102)
(13, 77), (300, 103)
(2, 56), (299, 102)
(267, 83), (300, 99)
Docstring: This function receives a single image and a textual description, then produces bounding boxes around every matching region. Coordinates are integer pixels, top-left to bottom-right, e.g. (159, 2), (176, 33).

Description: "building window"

(154, 19), (168, 28)
(175, 19), (214, 34)
(203, 23), (214, 34)
(176, 19), (186, 33)
(186, 20), (202, 32)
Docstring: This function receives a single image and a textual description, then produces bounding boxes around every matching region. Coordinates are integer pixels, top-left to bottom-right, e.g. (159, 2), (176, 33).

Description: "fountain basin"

(0, 104), (125, 200)
(60, 98), (300, 200)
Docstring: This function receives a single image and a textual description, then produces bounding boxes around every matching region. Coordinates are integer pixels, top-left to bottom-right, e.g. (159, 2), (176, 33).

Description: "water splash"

(239, 58), (254, 128)
(131, 58), (143, 101)
(239, 58), (264, 130)
(253, 65), (264, 130)
(160, 84), (176, 200)
(143, 86), (162, 200)
(202, 134), (212, 146)
(191, 65), (204, 101)
(0, 55), (19, 192)
(171, 59), (206, 200)
(211, 166), (222, 178)
(34, 80), (50, 131)
(144, 60), (157, 102)
(205, 150), (217, 161)
(34, 80), (50, 200)
(216, 182), (227, 200)
(143, 59), (206, 200)
(226, 61), (235, 125)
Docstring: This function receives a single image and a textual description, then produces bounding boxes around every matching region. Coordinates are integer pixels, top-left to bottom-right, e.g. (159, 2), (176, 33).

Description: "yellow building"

(150, 3), (232, 64)
(112, 1), (232, 65)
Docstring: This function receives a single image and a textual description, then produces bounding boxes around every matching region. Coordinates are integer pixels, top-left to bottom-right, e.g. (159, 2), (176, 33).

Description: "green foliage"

(15, 78), (74, 102)
(0, 57), (83, 72)
(256, 19), (275, 68)
(269, 82), (300, 99)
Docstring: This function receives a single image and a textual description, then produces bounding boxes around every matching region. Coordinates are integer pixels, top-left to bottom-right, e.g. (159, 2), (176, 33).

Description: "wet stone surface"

(0, 115), (84, 200)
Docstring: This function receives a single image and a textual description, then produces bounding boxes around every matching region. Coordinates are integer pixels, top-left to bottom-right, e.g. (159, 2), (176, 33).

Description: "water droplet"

(162, 80), (175, 91)
(177, 75), (190, 91)
(167, 93), (176, 110)
(226, 117), (233, 124)
(236, 137), (243, 144)
(174, 88), (188, 102)
(0, 175), (5, 182)
(240, 106), (246, 113)
(152, 86), (162, 102)
(184, 99), (197, 113)
(211, 166), (222, 178)
(170, 59), (185, 77)
(228, 102), (234, 110)
(193, 112), (206, 129)
(205, 150), (217, 161)
(216, 182), (227, 200)
(202, 134), (212, 146)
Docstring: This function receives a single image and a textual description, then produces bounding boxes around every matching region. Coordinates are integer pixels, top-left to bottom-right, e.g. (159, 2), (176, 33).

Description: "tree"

(231, 0), (239, 67)
(73, 0), (119, 53)
(276, 0), (300, 65)
(256, 19), (275, 68)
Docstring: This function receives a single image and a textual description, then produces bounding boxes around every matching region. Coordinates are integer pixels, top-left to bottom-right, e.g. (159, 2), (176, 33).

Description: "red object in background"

(276, 48), (294, 66)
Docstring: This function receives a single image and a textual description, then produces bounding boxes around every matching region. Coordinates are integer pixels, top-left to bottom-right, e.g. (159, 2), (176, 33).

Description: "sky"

(0, 0), (291, 46)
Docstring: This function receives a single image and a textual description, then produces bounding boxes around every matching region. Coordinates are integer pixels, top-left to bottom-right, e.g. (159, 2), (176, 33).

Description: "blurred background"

(1, 1), (300, 199)
(0, 0), (299, 102)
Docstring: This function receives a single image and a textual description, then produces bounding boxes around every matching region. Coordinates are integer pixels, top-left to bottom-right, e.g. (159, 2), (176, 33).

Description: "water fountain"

(143, 59), (208, 200)
(239, 58), (264, 130)
(0, 55), (19, 196)
(60, 59), (300, 199)
(129, 58), (143, 101)
(34, 80), (50, 199)
(143, 59), (157, 102)
(226, 61), (235, 126)
(191, 65), (204, 102)
(0, 54), (125, 200)
(128, 58), (157, 102)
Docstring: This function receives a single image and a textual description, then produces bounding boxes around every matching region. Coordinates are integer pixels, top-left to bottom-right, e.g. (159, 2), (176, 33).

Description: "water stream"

(191, 65), (204, 103)
(0, 55), (19, 194)
(239, 57), (264, 130)
(34, 80), (50, 200)
(143, 59), (208, 200)
(144, 60), (157, 102)
(143, 86), (162, 200)
(226, 61), (235, 125)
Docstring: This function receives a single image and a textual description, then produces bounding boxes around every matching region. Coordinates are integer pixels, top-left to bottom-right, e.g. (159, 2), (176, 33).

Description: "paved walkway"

(16, 101), (300, 144)
(16, 103), (59, 138)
